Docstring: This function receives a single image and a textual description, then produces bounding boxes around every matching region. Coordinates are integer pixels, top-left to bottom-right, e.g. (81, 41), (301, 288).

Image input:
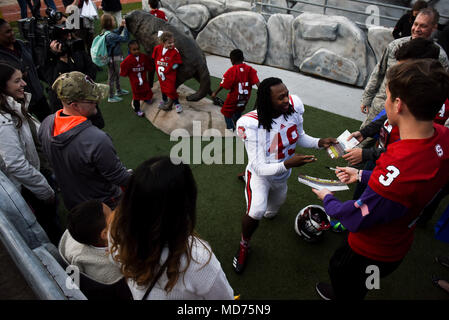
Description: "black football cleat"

(232, 244), (249, 274)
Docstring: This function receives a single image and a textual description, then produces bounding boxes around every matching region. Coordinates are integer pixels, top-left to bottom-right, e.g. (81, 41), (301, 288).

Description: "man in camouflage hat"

(360, 8), (448, 133)
(38, 71), (131, 210)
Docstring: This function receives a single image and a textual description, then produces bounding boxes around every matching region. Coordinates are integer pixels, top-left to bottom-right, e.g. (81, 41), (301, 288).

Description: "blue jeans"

(224, 111), (242, 131)
(17, 0), (33, 18)
(31, 0), (57, 17)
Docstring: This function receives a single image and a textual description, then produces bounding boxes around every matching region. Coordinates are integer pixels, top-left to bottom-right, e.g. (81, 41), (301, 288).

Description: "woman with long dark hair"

(109, 156), (234, 299)
(0, 62), (61, 244)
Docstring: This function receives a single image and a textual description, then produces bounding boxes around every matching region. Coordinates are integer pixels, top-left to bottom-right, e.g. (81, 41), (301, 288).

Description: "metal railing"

(250, 0), (448, 29)
(0, 170), (86, 300)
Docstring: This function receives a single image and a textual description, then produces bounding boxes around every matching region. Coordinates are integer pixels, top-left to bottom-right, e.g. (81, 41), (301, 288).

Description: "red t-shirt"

(150, 9), (167, 21)
(349, 124), (449, 261)
(120, 53), (154, 101)
(152, 44), (182, 100)
(220, 63), (259, 118)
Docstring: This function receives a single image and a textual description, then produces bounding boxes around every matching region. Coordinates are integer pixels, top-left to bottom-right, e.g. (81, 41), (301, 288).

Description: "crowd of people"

(1, 0), (449, 300)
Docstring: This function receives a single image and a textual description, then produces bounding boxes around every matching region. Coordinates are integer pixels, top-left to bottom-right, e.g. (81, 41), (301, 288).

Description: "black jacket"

(392, 12), (414, 39)
(360, 115), (388, 162)
(0, 40), (45, 105)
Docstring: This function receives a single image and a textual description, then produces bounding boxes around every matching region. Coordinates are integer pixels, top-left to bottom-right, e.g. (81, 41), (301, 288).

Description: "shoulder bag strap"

(141, 261), (168, 300)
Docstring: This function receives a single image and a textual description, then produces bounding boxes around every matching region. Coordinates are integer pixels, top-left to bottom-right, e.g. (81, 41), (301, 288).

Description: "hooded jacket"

(38, 111), (130, 209)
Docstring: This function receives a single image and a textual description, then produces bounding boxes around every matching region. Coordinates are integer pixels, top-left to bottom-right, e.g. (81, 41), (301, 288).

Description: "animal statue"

(125, 10), (211, 101)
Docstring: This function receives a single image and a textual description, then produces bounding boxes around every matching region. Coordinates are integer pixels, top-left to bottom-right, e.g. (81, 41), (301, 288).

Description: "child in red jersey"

(148, 0), (167, 21)
(152, 31), (183, 113)
(211, 49), (260, 131)
(312, 59), (449, 300)
(120, 40), (154, 117)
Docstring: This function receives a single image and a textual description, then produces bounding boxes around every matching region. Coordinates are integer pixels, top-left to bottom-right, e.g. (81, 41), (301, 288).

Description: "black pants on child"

(329, 241), (402, 300)
(162, 94), (179, 105)
(133, 100), (141, 112)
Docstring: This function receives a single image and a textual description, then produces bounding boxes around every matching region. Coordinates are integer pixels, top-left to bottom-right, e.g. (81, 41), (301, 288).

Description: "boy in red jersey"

(120, 40), (154, 117)
(148, 0), (167, 21)
(211, 49), (260, 131)
(312, 59), (449, 300)
(152, 31), (183, 113)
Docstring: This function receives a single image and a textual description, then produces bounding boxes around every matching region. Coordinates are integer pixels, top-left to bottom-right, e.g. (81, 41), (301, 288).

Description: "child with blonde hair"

(152, 31), (183, 113)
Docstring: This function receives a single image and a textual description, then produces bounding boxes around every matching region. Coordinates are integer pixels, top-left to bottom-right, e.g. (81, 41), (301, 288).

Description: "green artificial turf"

(12, 3), (449, 300)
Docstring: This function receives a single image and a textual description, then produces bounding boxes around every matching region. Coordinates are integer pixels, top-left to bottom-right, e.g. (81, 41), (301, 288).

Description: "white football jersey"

(236, 95), (319, 181)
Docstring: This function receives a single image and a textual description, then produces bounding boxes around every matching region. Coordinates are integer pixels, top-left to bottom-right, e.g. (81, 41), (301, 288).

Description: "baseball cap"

(52, 71), (109, 103)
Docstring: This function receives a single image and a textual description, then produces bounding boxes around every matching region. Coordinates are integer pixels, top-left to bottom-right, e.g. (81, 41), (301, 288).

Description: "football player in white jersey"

(233, 77), (337, 274)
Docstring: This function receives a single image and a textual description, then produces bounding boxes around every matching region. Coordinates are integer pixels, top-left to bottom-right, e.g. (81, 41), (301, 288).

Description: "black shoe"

(232, 244), (249, 274)
(315, 282), (336, 300)
(436, 256), (449, 268)
(212, 96), (224, 106)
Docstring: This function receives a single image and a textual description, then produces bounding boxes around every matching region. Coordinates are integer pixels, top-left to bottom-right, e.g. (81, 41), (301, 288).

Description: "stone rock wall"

(196, 11), (268, 64)
(265, 14), (295, 70)
(138, 0), (405, 87)
(176, 4), (211, 31)
(292, 13), (373, 86)
(160, 8), (194, 38)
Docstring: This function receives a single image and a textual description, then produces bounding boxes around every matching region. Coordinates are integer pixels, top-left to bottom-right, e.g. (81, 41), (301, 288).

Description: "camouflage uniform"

(360, 36), (449, 130)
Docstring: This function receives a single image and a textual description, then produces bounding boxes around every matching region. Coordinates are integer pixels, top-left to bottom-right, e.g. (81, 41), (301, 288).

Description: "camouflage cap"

(52, 71), (109, 103)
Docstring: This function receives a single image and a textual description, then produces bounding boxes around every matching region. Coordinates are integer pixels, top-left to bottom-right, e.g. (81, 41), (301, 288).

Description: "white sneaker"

(263, 211), (278, 219)
(175, 104), (183, 113)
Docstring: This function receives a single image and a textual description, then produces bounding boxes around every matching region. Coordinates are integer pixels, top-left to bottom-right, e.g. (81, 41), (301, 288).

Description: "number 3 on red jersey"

(268, 125), (298, 159)
(378, 165), (400, 186)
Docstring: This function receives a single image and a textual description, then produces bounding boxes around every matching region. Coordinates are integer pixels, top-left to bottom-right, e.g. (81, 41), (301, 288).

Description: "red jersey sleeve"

(119, 55), (131, 77)
(152, 45), (159, 61)
(220, 66), (235, 90)
(249, 67), (259, 86)
(172, 48), (182, 65)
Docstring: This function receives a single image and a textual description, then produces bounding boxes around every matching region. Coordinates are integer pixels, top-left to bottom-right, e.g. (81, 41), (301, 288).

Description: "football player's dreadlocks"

(255, 77), (294, 132)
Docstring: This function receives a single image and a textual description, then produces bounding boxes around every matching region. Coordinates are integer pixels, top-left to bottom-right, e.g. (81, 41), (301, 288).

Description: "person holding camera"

(44, 30), (106, 128)
(64, 0), (98, 55)
(0, 19), (52, 122)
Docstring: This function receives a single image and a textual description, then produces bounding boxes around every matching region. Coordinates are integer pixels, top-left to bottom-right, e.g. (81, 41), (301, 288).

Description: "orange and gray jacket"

(38, 111), (131, 209)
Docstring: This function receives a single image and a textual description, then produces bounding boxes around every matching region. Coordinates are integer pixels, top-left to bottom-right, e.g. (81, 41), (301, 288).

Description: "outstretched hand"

(312, 188), (333, 201)
(318, 137), (338, 148)
(347, 131), (364, 143)
(342, 148), (363, 165)
(284, 154), (317, 169)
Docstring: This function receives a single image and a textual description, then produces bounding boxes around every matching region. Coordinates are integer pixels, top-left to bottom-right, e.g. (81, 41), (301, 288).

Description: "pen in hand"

(325, 166), (342, 173)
